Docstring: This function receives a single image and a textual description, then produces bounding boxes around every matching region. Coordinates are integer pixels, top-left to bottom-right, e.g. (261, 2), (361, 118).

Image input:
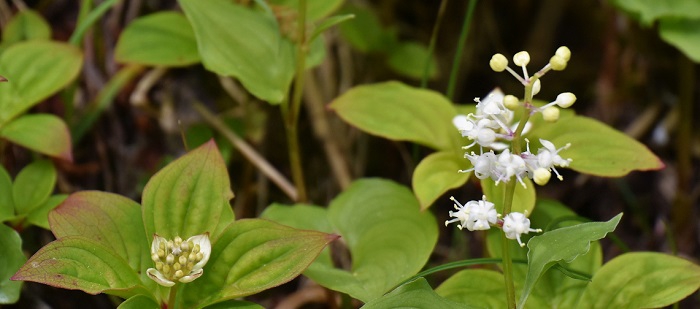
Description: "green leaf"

(481, 177), (536, 215)
(142, 140), (234, 241)
(268, 0), (345, 21)
(118, 295), (159, 309)
(529, 115), (663, 177)
(318, 179), (438, 302)
(1, 9), (51, 46)
(659, 17), (700, 63)
(609, 0), (700, 26)
(0, 165), (13, 222)
(0, 224), (25, 304)
(179, 219), (337, 308)
(361, 277), (469, 309)
(12, 159), (56, 215)
(0, 41), (83, 126)
(0, 114), (73, 161)
(202, 300), (264, 309)
(337, 4), (395, 53)
(179, 0), (295, 103)
(387, 42), (438, 79)
(310, 14), (355, 42)
(330, 81), (459, 151)
(12, 236), (148, 299)
(517, 213), (622, 309)
(578, 252), (700, 308)
(26, 194), (67, 229)
(49, 191), (154, 289)
(261, 203), (333, 233)
(435, 269), (507, 308)
(115, 12), (200, 67)
(412, 151), (469, 210)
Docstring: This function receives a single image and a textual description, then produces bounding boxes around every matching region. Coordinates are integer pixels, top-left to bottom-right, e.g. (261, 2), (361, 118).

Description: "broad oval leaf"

(0, 224), (25, 304)
(362, 277), (469, 309)
(142, 140), (234, 241)
(202, 300), (265, 309)
(118, 295), (159, 309)
(435, 269), (507, 308)
(49, 191), (153, 288)
(330, 81), (460, 151)
(12, 159), (56, 215)
(0, 166), (13, 222)
(412, 151), (469, 210)
(659, 18), (700, 63)
(577, 252), (700, 309)
(0, 114), (73, 161)
(179, 0), (295, 103)
(518, 213), (622, 309)
(0, 40), (83, 126)
(337, 4), (395, 53)
(1, 9), (51, 46)
(609, 0), (700, 26)
(12, 236), (148, 299)
(481, 177), (536, 215)
(529, 115), (663, 177)
(179, 219), (337, 308)
(387, 42), (438, 80)
(115, 12), (200, 67)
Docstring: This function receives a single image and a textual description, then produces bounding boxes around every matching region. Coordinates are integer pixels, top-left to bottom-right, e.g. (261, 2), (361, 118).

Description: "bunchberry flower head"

(147, 233), (211, 287)
(445, 196), (498, 231)
(490, 53), (508, 72)
(555, 92), (576, 108)
(502, 212), (542, 247)
(542, 106), (560, 122)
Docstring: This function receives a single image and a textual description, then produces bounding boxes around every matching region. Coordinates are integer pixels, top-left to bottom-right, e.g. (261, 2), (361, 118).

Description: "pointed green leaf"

(529, 115), (663, 177)
(0, 165), (13, 222)
(609, 0), (700, 25)
(436, 269), (507, 308)
(142, 140), (234, 241)
(179, 0), (295, 103)
(0, 224), (25, 304)
(115, 12), (200, 67)
(310, 14), (355, 42)
(387, 42), (437, 79)
(1, 9), (51, 46)
(362, 278), (469, 309)
(578, 252), (700, 308)
(268, 0), (344, 21)
(49, 191), (153, 289)
(337, 5), (395, 53)
(1, 114), (73, 161)
(517, 213), (622, 309)
(482, 177), (536, 215)
(26, 194), (67, 229)
(118, 295), (159, 309)
(12, 236), (148, 298)
(179, 219), (337, 308)
(0, 41), (83, 126)
(12, 160), (55, 215)
(412, 151), (469, 210)
(659, 17), (700, 63)
(330, 81), (459, 150)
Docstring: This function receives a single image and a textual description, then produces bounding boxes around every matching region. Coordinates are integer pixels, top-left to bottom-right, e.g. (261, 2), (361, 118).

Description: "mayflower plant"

(11, 141), (338, 309)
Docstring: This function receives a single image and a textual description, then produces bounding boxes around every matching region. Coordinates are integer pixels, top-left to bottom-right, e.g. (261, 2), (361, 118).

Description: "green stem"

(420, 0), (448, 88)
(283, 0), (309, 202)
(69, 0), (119, 46)
(446, 0), (478, 100)
(167, 285), (178, 309)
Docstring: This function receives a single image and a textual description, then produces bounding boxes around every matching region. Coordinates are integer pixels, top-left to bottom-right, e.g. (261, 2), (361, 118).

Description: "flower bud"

(532, 80), (541, 96)
(513, 51), (530, 66)
(549, 55), (567, 71)
(490, 53), (508, 72)
(542, 106), (560, 122)
(504, 95), (520, 110)
(555, 92), (576, 108)
(556, 46), (571, 61)
(533, 168), (551, 185)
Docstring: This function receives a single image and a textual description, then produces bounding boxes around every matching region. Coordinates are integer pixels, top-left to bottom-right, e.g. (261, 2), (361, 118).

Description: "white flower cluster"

(445, 195), (541, 247)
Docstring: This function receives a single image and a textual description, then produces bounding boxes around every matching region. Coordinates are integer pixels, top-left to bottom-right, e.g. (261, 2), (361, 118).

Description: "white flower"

(502, 212), (542, 247)
(147, 233), (211, 287)
(536, 139), (572, 180)
(445, 196), (498, 231)
(493, 149), (528, 187)
(462, 151), (497, 180)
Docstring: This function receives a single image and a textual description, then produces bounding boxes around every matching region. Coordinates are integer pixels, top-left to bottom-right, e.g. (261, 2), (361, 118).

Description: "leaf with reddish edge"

(179, 219), (339, 308)
(142, 140), (235, 241)
(0, 114), (73, 161)
(49, 191), (154, 289)
(12, 236), (150, 299)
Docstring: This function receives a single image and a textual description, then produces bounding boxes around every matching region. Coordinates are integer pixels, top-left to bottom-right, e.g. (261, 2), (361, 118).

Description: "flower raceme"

(147, 233), (211, 287)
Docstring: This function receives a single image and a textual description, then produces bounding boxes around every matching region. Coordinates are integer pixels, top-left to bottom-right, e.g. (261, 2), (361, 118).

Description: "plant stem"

(446, 0), (478, 100)
(283, 0), (309, 202)
(167, 285), (178, 309)
(421, 0), (449, 88)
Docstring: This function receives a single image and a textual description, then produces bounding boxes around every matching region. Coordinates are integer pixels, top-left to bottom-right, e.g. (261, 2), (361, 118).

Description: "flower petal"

(147, 268), (175, 287)
(187, 233), (211, 270)
(151, 234), (167, 254)
(178, 268), (204, 283)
